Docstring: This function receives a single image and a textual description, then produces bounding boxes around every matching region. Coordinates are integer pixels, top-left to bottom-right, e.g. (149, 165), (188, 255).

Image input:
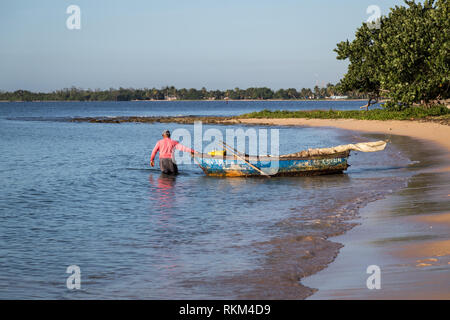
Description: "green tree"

(335, 23), (381, 108)
(286, 88), (299, 99)
(378, 0), (449, 107)
(335, 0), (449, 109)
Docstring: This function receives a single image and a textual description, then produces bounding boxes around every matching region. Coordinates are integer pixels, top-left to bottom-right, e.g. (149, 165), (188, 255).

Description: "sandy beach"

(234, 118), (450, 299)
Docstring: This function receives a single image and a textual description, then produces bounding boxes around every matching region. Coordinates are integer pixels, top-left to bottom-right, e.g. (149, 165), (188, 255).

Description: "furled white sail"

(280, 141), (387, 158)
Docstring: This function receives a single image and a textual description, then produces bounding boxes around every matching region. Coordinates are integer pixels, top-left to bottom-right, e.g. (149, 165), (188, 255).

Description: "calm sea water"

(1, 100), (372, 119)
(0, 101), (410, 299)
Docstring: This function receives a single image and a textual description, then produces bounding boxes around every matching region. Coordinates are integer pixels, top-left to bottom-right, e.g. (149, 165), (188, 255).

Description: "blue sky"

(0, 0), (405, 91)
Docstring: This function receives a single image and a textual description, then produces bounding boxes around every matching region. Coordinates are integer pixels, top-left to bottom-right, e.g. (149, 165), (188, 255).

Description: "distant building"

(165, 96), (177, 101)
(330, 95), (348, 100)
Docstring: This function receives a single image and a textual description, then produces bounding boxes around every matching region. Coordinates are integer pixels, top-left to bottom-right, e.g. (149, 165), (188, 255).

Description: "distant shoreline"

(0, 99), (368, 103)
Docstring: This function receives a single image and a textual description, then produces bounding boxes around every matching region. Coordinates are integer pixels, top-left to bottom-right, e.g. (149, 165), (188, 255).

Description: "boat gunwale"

(194, 150), (351, 161)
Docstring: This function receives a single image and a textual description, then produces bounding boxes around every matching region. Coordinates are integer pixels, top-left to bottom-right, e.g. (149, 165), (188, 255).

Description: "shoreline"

(303, 134), (450, 299)
(221, 118), (449, 299)
(229, 118), (450, 299)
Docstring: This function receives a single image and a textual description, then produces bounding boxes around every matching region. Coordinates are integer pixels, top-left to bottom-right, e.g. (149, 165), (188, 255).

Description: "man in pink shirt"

(150, 130), (195, 174)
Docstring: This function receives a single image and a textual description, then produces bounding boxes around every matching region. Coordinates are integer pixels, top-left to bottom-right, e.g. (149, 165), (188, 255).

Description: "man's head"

(162, 130), (171, 138)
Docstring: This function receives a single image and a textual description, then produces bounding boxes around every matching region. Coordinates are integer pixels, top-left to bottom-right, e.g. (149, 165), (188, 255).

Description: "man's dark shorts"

(160, 158), (178, 175)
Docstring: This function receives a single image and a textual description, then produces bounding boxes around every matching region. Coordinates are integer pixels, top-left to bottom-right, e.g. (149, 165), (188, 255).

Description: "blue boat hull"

(195, 153), (350, 177)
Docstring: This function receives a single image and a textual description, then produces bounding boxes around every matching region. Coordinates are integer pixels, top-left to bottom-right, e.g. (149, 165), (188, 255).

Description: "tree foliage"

(335, 0), (449, 108)
(0, 84), (366, 102)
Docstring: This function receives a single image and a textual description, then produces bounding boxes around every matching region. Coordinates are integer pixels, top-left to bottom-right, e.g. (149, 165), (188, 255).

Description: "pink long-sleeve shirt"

(150, 138), (194, 161)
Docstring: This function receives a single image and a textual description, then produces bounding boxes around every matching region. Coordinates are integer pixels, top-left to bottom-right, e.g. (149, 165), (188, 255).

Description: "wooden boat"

(194, 141), (387, 177)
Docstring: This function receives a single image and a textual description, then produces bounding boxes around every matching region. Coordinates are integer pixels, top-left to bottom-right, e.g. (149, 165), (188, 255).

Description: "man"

(150, 130), (195, 175)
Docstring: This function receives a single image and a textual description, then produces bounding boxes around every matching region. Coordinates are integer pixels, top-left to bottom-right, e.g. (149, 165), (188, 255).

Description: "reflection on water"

(149, 174), (177, 210)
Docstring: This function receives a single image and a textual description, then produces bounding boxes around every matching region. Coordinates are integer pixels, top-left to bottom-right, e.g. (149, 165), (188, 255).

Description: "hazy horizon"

(0, 0), (405, 92)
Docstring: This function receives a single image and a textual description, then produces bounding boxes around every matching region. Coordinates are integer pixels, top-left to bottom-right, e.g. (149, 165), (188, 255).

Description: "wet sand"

(301, 136), (450, 299)
(235, 118), (450, 299)
(414, 212), (450, 226)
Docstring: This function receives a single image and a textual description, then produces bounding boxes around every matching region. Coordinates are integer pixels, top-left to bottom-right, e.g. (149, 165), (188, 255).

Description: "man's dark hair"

(162, 130), (171, 138)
